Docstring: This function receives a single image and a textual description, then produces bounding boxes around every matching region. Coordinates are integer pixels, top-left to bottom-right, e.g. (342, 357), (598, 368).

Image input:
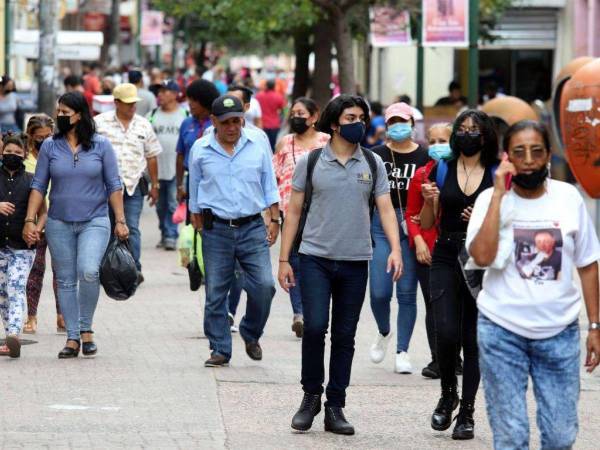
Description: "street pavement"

(2, 207), (600, 449)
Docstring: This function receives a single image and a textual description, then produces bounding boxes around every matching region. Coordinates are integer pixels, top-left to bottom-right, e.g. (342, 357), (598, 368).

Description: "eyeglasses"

(509, 148), (547, 161)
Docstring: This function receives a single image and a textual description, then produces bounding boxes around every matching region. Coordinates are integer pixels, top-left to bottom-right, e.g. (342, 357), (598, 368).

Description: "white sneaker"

(369, 332), (393, 364)
(395, 352), (413, 374)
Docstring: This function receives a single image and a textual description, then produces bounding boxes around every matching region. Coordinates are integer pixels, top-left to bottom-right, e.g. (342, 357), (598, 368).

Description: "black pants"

(430, 237), (480, 402)
(299, 254), (368, 407)
(416, 261), (436, 362)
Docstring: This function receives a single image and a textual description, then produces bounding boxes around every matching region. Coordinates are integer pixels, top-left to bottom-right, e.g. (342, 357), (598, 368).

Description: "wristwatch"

(589, 322), (600, 331)
(271, 218), (281, 224)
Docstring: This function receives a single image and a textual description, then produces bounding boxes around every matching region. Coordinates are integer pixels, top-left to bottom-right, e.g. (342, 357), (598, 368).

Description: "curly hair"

(186, 80), (221, 110)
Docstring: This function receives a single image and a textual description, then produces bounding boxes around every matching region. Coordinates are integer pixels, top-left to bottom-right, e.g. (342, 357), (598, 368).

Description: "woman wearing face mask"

(420, 110), (499, 440)
(24, 92), (128, 359)
(22, 114), (64, 334)
(0, 135), (46, 358)
(405, 122), (453, 379)
(467, 121), (600, 449)
(0, 76), (19, 133)
(273, 97), (330, 337)
(368, 102), (429, 374)
(278, 94), (402, 434)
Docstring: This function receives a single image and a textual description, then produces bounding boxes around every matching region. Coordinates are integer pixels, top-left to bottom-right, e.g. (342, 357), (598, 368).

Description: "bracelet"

(279, 259), (289, 263)
(24, 218), (36, 224)
(271, 219), (281, 224)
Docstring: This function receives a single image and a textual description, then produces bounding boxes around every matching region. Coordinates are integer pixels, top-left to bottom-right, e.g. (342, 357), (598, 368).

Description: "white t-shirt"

(147, 108), (188, 180)
(245, 97), (262, 125)
(466, 180), (600, 339)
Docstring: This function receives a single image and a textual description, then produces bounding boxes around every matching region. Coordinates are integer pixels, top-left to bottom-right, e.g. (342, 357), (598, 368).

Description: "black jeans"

(430, 237), (480, 402)
(299, 254), (368, 408)
(416, 261), (436, 362)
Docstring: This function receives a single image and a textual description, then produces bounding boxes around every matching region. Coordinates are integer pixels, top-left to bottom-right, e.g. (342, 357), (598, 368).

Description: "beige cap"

(112, 83), (141, 103)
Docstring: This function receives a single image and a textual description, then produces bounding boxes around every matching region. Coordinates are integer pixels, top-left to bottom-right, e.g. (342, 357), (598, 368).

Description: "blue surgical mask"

(386, 123), (412, 142)
(428, 143), (454, 161)
(339, 122), (366, 144)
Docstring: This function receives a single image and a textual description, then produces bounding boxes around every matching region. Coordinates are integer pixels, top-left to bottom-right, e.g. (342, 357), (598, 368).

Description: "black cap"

(211, 94), (245, 121)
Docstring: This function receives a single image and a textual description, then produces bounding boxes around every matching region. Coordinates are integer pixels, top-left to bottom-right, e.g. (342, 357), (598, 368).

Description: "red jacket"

(406, 160), (438, 251)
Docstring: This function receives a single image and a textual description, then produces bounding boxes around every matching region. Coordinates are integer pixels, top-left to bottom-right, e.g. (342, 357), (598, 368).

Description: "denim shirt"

(31, 134), (122, 222)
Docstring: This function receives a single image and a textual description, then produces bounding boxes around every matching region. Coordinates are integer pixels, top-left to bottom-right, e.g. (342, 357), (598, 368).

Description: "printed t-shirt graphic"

(514, 222), (563, 281)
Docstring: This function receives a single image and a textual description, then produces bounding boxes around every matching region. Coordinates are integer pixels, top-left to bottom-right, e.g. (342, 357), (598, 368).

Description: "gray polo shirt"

(292, 143), (389, 261)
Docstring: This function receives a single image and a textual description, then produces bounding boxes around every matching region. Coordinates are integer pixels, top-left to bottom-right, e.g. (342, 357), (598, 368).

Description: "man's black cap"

(211, 94), (245, 121)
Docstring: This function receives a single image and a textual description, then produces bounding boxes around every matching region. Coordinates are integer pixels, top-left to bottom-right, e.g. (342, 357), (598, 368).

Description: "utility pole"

(107, 0), (121, 67)
(416, 15), (424, 112)
(467, 0), (479, 107)
(37, 0), (59, 115)
(4, 0), (12, 76)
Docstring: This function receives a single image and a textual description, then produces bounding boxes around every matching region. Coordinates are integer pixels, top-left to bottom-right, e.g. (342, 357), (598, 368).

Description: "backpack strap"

(148, 107), (158, 124)
(361, 147), (378, 222)
(293, 148), (323, 251)
(435, 158), (449, 189)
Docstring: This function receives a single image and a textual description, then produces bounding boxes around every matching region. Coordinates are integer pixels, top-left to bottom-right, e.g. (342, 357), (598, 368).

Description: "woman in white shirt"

(467, 120), (600, 450)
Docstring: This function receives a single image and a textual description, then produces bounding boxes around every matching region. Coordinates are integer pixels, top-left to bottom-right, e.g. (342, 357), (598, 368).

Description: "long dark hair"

(503, 120), (551, 153)
(55, 92), (96, 150)
(291, 97), (319, 117)
(450, 109), (499, 168)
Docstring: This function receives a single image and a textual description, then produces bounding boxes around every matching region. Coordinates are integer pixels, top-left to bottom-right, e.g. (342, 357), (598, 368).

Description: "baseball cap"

(112, 83), (141, 103)
(385, 102), (413, 123)
(160, 79), (180, 93)
(211, 94), (245, 121)
(128, 70), (143, 85)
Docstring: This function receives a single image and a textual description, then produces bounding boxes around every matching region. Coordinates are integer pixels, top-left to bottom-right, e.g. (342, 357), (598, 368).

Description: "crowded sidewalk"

(1, 207), (599, 449)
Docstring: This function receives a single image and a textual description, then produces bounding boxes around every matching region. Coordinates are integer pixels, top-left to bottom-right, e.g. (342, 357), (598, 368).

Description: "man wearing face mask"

(368, 102), (430, 374)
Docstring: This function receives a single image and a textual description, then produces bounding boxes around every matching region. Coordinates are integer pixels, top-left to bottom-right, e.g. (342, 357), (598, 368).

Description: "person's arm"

(109, 189), (129, 240)
(146, 156), (159, 206)
(24, 143), (51, 242)
(100, 139), (128, 239)
(579, 262), (600, 372)
(406, 166), (431, 264)
(375, 194), (403, 281)
(419, 182), (439, 230)
(261, 143), (281, 246)
(278, 189), (303, 292)
(188, 142), (203, 230)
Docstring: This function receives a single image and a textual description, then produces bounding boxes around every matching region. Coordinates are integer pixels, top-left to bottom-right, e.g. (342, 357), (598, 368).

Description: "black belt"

(439, 230), (467, 241)
(214, 213), (261, 228)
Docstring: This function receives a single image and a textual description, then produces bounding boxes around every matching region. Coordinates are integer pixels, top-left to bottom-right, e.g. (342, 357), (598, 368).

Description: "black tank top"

(429, 159), (494, 233)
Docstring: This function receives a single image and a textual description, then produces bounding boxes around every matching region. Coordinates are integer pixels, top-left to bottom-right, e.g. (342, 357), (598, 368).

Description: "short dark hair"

(291, 97), (319, 116)
(2, 133), (26, 150)
(128, 70), (143, 85)
(503, 120), (551, 154)
(227, 84), (253, 104)
(370, 101), (383, 116)
(317, 94), (371, 136)
(56, 92), (96, 151)
(63, 75), (83, 88)
(186, 80), (220, 110)
(266, 80), (276, 90)
(449, 81), (461, 92)
(449, 109), (499, 168)
(398, 94), (411, 105)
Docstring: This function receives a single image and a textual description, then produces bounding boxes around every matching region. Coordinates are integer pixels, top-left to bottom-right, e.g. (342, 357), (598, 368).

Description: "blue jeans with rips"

(201, 217), (275, 360)
(478, 313), (580, 450)
(46, 216), (110, 341)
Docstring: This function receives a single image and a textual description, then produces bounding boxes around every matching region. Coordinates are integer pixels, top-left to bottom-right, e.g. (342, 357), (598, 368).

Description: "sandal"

(57, 314), (66, 334)
(81, 331), (97, 357)
(58, 339), (80, 359)
(23, 316), (37, 334)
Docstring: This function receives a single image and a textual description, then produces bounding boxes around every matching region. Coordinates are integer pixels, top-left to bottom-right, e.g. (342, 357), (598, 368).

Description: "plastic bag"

(188, 230), (203, 291)
(100, 239), (139, 300)
(172, 202), (187, 224)
(177, 224), (204, 273)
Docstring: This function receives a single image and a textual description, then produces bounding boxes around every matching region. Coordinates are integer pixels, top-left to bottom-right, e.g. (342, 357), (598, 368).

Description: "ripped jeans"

(46, 216), (110, 341)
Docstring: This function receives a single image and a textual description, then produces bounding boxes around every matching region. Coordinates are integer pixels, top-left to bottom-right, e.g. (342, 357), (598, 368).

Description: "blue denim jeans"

(110, 185), (143, 271)
(201, 218), (275, 360)
(300, 254), (368, 407)
(46, 216), (110, 341)
(369, 208), (417, 352)
(156, 177), (179, 241)
(227, 261), (245, 316)
(478, 314), (580, 450)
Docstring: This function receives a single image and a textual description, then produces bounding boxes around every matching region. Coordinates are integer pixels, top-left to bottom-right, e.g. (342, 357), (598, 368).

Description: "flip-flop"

(5, 335), (20, 358)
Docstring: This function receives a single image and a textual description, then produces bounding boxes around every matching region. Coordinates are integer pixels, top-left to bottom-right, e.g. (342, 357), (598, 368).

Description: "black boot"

(291, 393), (321, 431)
(324, 406), (355, 435)
(452, 400), (475, 440)
(431, 385), (459, 431)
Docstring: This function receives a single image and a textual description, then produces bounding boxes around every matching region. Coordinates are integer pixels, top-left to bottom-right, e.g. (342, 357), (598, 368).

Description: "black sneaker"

(422, 361), (440, 379)
(204, 354), (229, 367)
(452, 401), (475, 440)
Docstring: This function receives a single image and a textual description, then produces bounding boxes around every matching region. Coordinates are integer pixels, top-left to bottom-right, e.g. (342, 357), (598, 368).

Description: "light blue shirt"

(188, 128), (280, 219)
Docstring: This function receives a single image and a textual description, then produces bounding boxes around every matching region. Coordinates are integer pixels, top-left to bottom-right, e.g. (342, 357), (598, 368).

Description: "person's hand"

(415, 237), (432, 266)
(190, 213), (203, 231)
(585, 330), (600, 373)
(461, 206), (473, 222)
(410, 214), (421, 225)
(267, 222), (279, 246)
(176, 186), (187, 203)
(148, 185), (159, 207)
(494, 153), (517, 196)
(387, 249), (403, 282)
(115, 222), (129, 240)
(0, 202), (15, 216)
(22, 222), (39, 247)
(422, 182), (440, 205)
(278, 261), (295, 293)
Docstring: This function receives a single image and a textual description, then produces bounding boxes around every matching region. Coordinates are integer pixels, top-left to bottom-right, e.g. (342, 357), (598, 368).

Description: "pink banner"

(370, 7), (411, 47)
(422, 0), (469, 47)
(141, 10), (163, 46)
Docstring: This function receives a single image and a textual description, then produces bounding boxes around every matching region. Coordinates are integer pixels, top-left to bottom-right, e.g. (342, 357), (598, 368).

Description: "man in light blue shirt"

(189, 94), (280, 367)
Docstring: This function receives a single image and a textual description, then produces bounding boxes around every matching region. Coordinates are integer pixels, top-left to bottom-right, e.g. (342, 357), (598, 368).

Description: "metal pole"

(467, 0), (479, 107)
(4, 0), (12, 76)
(416, 16), (424, 111)
(137, 0), (142, 65)
(38, 0), (59, 116)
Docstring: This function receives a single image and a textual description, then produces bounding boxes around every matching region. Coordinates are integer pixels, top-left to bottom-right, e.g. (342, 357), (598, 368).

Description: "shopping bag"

(172, 202), (187, 224)
(100, 239), (139, 300)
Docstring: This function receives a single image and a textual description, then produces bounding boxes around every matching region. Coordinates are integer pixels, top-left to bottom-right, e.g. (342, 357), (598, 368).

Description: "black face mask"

(290, 117), (310, 135)
(2, 154), (24, 171)
(512, 165), (548, 190)
(454, 131), (482, 157)
(57, 115), (75, 134)
(34, 140), (43, 151)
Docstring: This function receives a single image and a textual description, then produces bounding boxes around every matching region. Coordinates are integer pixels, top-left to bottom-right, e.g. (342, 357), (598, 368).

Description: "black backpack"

(293, 147), (379, 251)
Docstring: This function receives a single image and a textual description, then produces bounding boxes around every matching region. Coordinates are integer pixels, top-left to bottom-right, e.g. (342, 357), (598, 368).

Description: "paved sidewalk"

(1, 208), (599, 449)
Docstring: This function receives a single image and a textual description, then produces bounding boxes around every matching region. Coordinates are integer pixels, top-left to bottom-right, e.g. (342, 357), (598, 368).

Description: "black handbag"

(187, 230), (203, 291)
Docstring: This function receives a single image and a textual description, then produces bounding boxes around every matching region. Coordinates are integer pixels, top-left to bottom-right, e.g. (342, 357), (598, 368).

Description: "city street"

(2, 207), (600, 450)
